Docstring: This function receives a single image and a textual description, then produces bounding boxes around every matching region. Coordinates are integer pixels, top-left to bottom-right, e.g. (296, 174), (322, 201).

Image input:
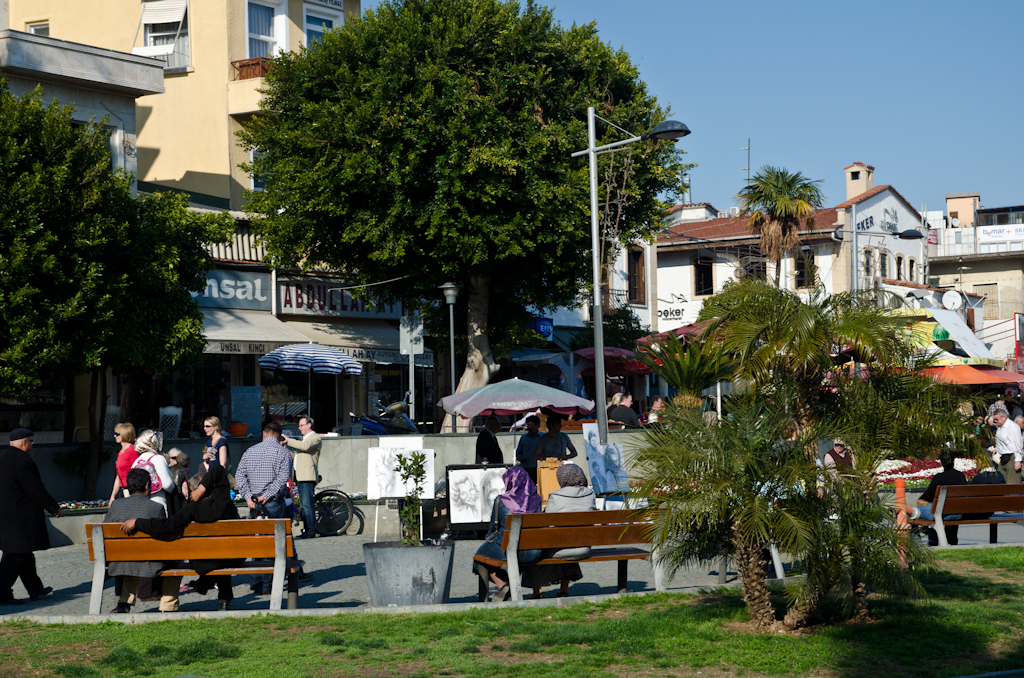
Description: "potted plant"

(362, 451), (456, 607)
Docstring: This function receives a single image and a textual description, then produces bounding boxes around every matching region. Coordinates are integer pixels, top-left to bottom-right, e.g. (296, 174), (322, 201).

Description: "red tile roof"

(834, 185), (921, 219)
(844, 162), (875, 170)
(658, 207), (839, 243)
(664, 202), (719, 215)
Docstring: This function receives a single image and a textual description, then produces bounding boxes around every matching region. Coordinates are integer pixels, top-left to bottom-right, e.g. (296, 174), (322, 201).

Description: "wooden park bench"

(472, 509), (666, 602)
(908, 484), (1024, 547)
(86, 519), (302, 614)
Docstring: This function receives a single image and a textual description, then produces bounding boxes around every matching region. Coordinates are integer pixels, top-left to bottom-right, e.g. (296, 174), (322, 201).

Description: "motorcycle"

(351, 391), (418, 435)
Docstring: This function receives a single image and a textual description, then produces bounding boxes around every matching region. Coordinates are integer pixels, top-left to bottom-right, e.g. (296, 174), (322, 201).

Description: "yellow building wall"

(10, 0), (361, 211)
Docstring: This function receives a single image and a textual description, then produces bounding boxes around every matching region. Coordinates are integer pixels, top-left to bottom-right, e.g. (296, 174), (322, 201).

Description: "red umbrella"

(637, 320), (715, 347)
(574, 347), (652, 377)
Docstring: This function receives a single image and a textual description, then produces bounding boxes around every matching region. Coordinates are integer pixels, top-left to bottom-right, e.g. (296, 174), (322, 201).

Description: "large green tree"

(240, 0), (690, 415)
(0, 82), (232, 496)
(736, 166), (824, 286)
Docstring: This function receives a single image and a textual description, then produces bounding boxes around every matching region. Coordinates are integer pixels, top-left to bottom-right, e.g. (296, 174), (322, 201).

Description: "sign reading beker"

(278, 276), (402, 319)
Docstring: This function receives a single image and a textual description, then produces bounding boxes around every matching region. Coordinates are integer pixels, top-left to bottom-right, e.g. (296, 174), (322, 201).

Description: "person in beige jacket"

(283, 415), (322, 538)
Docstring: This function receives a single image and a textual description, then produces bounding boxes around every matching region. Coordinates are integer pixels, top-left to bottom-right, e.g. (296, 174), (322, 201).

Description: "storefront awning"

(924, 365), (1024, 385)
(283, 319), (434, 366)
(203, 309), (310, 354)
(892, 308), (1002, 367)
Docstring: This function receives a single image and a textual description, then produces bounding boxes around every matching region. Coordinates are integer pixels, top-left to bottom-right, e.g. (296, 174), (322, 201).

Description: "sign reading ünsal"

(278, 276), (401, 319)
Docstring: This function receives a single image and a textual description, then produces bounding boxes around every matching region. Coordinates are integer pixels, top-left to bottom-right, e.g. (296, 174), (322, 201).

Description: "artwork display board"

(378, 436), (424, 450)
(445, 464), (511, 530)
(583, 423), (629, 494)
(367, 447), (435, 500)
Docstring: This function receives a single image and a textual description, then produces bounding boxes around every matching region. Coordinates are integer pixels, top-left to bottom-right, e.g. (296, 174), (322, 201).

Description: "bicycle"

(288, 480), (355, 537)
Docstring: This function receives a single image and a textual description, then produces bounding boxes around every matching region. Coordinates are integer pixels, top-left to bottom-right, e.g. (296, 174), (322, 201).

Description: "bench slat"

(936, 498), (1024, 513)
(473, 547), (650, 569)
(92, 535), (294, 562)
(939, 485), (1024, 498)
(87, 520), (291, 539)
(501, 524), (653, 551)
(504, 510), (656, 529)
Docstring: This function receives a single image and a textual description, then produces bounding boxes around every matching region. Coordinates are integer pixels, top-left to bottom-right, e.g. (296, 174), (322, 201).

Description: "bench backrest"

(86, 519), (294, 562)
(499, 510), (657, 551)
(932, 484), (1024, 514)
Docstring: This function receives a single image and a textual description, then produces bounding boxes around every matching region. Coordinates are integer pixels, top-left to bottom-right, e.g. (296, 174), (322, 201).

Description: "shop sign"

(305, 0), (345, 9)
(193, 270), (272, 311)
(979, 225), (1024, 242)
(337, 346), (434, 366)
(204, 341), (289, 354)
(279, 277), (401, 319)
(532, 318), (553, 340)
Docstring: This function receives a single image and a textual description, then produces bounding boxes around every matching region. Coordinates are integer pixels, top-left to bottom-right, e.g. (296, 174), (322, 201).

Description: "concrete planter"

(362, 541), (455, 607)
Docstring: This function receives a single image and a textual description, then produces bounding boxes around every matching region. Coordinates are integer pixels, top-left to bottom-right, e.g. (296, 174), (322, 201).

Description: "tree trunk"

(440, 272), (500, 433)
(783, 536), (840, 629)
(849, 555), (870, 622)
(773, 258), (782, 289)
(733, 534), (778, 631)
(85, 367), (102, 499)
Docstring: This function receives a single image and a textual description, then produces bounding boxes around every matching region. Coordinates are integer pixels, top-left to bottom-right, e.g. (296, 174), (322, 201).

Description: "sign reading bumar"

(279, 277), (401, 319)
(979, 225), (1024, 243)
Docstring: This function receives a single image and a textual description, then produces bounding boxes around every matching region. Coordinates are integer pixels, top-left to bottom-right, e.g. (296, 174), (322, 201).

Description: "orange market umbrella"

(923, 365), (1024, 385)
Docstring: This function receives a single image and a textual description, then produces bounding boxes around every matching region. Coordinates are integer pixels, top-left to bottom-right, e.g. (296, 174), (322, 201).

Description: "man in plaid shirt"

(236, 421), (293, 595)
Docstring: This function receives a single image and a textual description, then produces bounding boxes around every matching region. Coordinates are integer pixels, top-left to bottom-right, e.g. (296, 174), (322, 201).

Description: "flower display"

(58, 500), (110, 511)
(875, 457), (979, 487)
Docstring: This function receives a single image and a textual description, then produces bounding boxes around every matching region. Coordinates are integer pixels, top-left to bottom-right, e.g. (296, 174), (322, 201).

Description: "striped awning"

(140, 0), (188, 24)
(258, 343), (363, 375)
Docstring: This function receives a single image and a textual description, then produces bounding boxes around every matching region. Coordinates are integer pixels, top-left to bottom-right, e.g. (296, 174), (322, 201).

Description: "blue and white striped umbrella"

(259, 343), (363, 375)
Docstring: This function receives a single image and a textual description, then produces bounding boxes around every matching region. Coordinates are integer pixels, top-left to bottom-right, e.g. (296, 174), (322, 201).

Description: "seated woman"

(524, 463), (595, 598)
(120, 465), (241, 611)
(473, 466), (544, 602)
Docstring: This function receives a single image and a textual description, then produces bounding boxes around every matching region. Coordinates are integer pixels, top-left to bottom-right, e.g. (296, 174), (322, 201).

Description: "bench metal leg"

(89, 525), (106, 616)
(991, 523), (998, 544)
(287, 571), (298, 610)
(476, 563), (491, 602)
(617, 560), (627, 593)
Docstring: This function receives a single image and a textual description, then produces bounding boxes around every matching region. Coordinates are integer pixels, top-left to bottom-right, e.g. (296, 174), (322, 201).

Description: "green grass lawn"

(4, 549), (1024, 678)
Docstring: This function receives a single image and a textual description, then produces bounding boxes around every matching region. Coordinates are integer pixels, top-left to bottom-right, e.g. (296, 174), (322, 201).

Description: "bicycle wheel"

(314, 489), (354, 536)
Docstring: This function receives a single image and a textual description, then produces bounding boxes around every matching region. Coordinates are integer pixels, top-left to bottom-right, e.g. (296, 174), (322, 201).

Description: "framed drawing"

(367, 447), (435, 500)
(583, 423), (628, 495)
(445, 464), (510, 530)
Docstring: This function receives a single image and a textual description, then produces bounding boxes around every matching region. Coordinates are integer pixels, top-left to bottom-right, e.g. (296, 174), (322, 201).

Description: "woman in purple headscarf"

(473, 466), (544, 602)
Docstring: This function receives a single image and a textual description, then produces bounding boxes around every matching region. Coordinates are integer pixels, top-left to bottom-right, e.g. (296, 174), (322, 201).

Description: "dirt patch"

(938, 559), (1020, 584)
(601, 662), (835, 678)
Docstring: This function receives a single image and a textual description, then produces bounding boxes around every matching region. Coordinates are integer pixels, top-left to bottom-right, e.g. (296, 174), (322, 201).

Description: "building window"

(909, 258), (916, 282)
(27, 22), (50, 36)
(896, 256), (904, 280)
(974, 283), (999, 320)
(627, 249), (646, 304)
(862, 249), (873, 278)
(694, 260), (713, 296)
(879, 252), (888, 278)
(251, 149), (266, 191)
(248, 1), (286, 58)
(304, 5), (342, 46)
(998, 213), (1010, 225)
(794, 252), (813, 289)
(145, 15), (190, 69)
(950, 211), (959, 221)
(851, 171), (860, 180)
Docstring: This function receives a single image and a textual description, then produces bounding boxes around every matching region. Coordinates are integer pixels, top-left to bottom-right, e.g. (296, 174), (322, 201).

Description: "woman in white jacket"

(130, 429), (174, 514)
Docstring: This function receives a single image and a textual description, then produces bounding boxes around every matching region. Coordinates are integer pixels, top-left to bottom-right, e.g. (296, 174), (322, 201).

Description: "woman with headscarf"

(524, 463), (596, 598)
(120, 465), (242, 611)
(473, 466), (544, 602)
(130, 430), (175, 513)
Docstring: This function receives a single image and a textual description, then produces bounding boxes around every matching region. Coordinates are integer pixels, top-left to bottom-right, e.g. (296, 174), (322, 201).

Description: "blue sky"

(360, 0), (1024, 215)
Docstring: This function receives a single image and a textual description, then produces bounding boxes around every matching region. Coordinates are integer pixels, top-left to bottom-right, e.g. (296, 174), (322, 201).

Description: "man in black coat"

(0, 428), (61, 605)
(475, 415), (504, 465)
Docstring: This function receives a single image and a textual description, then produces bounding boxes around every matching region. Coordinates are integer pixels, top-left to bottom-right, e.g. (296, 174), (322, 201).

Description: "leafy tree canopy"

(240, 0), (691, 393)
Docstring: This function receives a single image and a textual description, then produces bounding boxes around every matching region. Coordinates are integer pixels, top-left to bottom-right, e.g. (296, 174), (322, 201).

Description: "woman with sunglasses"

(108, 423), (139, 504)
(201, 417), (230, 471)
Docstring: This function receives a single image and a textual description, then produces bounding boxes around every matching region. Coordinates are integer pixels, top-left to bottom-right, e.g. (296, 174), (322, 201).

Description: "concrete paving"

(3, 522), (1022, 622)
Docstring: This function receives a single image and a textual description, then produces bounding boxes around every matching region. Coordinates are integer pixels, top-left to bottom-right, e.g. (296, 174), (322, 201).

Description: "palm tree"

(632, 395), (818, 632)
(633, 332), (731, 410)
(736, 166), (824, 286)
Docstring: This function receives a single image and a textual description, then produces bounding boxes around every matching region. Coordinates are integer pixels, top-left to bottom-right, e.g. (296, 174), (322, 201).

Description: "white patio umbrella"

(259, 343), (363, 421)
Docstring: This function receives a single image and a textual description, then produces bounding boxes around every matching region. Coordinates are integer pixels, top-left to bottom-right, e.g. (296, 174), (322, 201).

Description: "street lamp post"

(572, 108), (690, 444)
(439, 282), (459, 431)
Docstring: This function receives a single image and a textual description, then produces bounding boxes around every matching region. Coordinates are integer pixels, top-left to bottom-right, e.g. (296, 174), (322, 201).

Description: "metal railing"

(231, 57), (272, 81)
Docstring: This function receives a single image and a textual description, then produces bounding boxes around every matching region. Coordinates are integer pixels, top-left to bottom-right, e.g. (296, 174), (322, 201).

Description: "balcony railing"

(231, 57), (272, 81)
(584, 289), (629, 321)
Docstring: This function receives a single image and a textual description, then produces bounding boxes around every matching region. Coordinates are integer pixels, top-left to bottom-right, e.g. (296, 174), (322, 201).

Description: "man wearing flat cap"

(0, 428), (62, 605)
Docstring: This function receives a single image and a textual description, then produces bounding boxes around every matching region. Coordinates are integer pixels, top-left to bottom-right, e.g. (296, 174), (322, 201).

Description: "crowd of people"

(0, 413), (323, 610)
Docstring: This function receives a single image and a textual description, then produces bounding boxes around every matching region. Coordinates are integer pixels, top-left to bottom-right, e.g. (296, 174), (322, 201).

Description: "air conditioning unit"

(717, 211), (728, 218)
(729, 206), (741, 217)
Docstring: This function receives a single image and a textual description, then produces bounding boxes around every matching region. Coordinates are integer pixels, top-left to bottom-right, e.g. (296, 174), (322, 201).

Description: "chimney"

(845, 162), (874, 201)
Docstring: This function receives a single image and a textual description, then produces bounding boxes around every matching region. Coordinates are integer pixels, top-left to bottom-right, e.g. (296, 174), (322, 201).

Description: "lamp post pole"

(572, 109), (690, 445)
(586, 107), (611, 444)
(440, 282), (460, 432)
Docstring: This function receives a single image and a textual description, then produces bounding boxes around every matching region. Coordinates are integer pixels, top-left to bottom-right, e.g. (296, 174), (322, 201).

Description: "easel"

(536, 458), (561, 507)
